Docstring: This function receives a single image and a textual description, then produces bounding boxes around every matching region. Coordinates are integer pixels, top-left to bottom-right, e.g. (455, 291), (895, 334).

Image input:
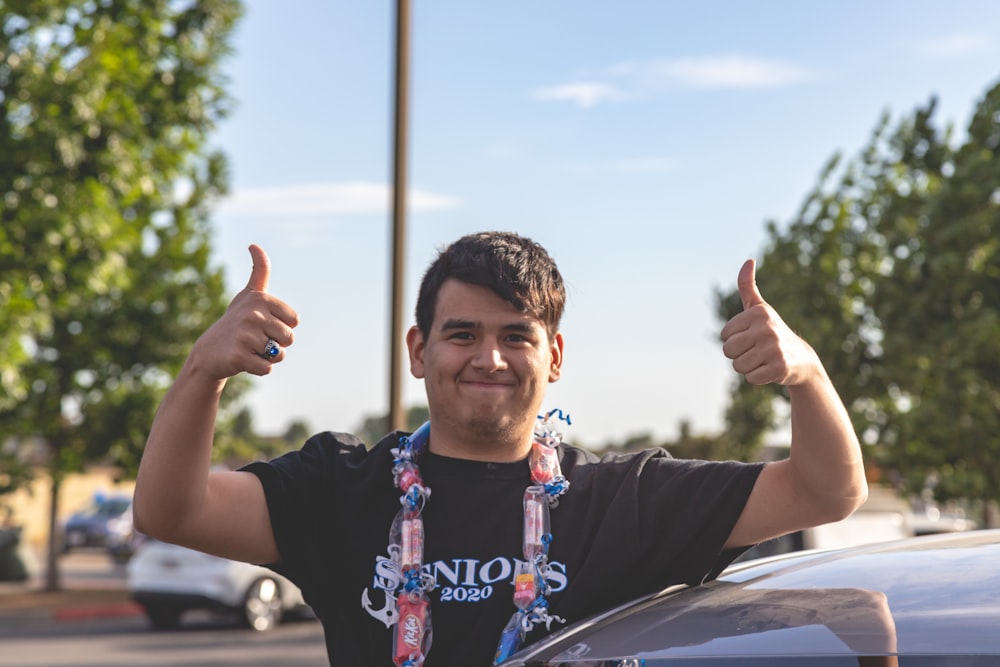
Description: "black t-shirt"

(243, 431), (763, 666)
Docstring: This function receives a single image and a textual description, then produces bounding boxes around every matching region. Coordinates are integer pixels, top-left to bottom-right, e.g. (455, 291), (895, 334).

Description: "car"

(127, 539), (311, 631)
(59, 494), (133, 553)
(500, 529), (1000, 666)
(105, 507), (145, 565)
(910, 499), (979, 536)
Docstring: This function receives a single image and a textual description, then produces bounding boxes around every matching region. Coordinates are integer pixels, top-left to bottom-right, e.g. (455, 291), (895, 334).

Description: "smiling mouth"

(460, 379), (514, 389)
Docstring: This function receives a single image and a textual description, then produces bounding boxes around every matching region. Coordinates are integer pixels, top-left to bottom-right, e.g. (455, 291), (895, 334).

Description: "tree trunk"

(43, 462), (62, 592)
(984, 500), (1000, 530)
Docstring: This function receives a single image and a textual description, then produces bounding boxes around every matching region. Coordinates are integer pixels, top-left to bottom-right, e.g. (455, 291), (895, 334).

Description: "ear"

(548, 331), (564, 383)
(406, 325), (426, 379)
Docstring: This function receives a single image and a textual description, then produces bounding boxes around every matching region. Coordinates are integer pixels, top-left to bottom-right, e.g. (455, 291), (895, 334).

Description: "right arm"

(133, 244), (299, 565)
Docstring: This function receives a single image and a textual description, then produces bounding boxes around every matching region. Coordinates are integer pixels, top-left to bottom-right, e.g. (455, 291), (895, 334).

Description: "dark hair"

(415, 231), (566, 339)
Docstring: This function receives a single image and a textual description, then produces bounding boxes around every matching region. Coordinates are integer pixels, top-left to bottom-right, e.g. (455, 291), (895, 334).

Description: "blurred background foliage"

(0, 0), (244, 588)
(711, 80), (1000, 515)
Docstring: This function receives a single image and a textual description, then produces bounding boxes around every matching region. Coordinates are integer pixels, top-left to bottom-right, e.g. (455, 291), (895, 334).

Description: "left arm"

(720, 260), (868, 549)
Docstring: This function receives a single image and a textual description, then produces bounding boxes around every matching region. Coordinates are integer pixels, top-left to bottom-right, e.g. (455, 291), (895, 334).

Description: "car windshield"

(82, 498), (131, 518)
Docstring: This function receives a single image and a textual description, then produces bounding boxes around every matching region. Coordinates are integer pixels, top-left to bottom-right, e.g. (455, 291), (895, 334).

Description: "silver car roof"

(505, 530), (1000, 664)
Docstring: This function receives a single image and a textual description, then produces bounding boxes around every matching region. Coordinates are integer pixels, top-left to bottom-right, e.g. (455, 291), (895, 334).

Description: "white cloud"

(916, 33), (993, 59)
(217, 181), (462, 217)
(535, 54), (818, 107)
(649, 55), (816, 89)
(531, 82), (624, 108)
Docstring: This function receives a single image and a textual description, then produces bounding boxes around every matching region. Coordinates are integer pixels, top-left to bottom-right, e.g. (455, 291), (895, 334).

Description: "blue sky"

(209, 1), (1000, 447)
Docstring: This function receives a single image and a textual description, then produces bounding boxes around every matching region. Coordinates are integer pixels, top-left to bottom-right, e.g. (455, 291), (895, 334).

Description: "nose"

(471, 340), (507, 372)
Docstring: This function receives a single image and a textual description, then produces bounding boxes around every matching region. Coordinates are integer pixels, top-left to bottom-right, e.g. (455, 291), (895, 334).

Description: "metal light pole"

(388, 0), (410, 432)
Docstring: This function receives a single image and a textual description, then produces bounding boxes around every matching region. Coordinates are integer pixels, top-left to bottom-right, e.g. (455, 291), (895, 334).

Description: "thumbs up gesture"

(720, 259), (818, 386)
(190, 244), (300, 380)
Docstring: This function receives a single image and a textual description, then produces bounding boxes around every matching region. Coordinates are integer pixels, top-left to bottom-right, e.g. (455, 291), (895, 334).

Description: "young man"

(134, 231), (867, 666)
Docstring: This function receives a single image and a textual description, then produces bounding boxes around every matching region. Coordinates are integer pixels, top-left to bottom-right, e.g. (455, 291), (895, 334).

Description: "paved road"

(1, 615), (328, 666)
(0, 550), (327, 666)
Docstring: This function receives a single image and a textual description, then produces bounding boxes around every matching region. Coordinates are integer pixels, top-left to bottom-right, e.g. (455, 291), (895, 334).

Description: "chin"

(465, 414), (521, 443)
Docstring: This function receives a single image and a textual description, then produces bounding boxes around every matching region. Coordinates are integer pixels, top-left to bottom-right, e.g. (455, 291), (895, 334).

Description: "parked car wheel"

(143, 603), (183, 630)
(243, 577), (283, 631)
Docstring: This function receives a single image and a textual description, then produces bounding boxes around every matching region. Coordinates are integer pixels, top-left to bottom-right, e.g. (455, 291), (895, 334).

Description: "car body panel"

(127, 539), (307, 624)
(502, 530), (1000, 665)
(61, 495), (132, 551)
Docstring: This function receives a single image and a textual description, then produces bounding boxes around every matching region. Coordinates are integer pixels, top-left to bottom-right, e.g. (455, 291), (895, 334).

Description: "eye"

(448, 331), (474, 341)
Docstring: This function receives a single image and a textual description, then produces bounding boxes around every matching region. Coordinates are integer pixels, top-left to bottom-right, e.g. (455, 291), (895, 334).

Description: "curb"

(52, 601), (144, 622)
(0, 583), (142, 624)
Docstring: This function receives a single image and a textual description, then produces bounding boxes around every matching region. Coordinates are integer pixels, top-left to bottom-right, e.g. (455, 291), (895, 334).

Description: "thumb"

(246, 244), (271, 293)
(737, 259), (765, 310)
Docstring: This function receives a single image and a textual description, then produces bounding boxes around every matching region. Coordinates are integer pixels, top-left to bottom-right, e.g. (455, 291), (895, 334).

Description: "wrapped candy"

(390, 508), (424, 574)
(393, 592), (432, 666)
(401, 514), (423, 574)
(523, 485), (550, 560)
(512, 560), (539, 609)
(529, 440), (560, 485)
(394, 460), (423, 493)
(493, 611), (526, 664)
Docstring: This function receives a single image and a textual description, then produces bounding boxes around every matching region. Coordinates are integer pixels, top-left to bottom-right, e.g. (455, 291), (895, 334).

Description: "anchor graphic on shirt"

(361, 587), (398, 627)
(363, 550), (403, 628)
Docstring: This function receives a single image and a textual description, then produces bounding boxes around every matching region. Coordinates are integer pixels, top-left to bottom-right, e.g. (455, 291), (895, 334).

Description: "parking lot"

(0, 550), (327, 666)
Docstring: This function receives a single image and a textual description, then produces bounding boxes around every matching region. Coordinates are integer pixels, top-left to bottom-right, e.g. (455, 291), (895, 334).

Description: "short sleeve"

(635, 452), (764, 585)
(557, 447), (763, 596)
(240, 431), (367, 596)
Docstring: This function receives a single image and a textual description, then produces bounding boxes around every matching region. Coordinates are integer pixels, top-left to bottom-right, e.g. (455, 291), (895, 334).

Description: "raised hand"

(720, 259), (818, 386)
(191, 244), (300, 380)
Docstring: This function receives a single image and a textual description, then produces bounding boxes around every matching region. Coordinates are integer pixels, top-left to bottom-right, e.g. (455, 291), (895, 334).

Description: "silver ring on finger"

(262, 338), (280, 360)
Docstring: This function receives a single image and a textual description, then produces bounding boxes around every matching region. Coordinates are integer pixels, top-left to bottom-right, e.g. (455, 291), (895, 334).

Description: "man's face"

(406, 279), (563, 453)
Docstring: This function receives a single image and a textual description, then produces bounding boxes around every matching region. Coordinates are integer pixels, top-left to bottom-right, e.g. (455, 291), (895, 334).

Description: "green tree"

(0, 0), (243, 589)
(716, 79), (1000, 519)
(356, 405), (430, 447)
(213, 408), (310, 467)
(282, 419), (312, 447)
(664, 420), (722, 461)
(214, 406), (264, 468)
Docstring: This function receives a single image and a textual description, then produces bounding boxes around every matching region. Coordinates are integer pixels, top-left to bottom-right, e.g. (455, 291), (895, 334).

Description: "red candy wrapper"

(529, 441), (560, 484)
(393, 594), (432, 666)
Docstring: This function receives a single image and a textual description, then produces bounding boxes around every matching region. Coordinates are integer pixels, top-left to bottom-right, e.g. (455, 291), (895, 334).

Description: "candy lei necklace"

(387, 409), (572, 666)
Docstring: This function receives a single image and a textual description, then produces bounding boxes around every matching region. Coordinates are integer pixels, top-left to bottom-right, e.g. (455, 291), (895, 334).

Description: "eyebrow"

(439, 318), (537, 334)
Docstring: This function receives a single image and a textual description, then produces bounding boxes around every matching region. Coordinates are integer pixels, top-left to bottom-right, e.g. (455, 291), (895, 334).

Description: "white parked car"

(127, 539), (310, 631)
